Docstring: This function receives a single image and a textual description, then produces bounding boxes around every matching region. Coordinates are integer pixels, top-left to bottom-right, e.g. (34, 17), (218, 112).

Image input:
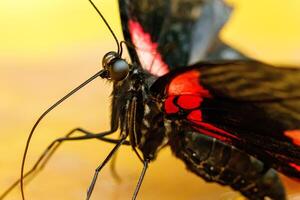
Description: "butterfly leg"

(0, 128), (128, 200)
(86, 136), (127, 200)
(131, 159), (149, 200)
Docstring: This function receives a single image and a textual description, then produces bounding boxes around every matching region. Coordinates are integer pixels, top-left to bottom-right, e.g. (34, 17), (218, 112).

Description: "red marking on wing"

(128, 20), (169, 76)
(284, 130), (300, 146)
(187, 110), (203, 121)
(167, 70), (211, 97)
(165, 96), (179, 114)
(188, 110), (239, 141)
(289, 163), (300, 171)
(164, 69), (236, 142)
(177, 95), (202, 109)
(164, 70), (210, 114)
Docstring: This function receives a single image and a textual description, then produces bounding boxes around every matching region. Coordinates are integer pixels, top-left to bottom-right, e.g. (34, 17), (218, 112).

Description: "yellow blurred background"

(0, 0), (299, 199)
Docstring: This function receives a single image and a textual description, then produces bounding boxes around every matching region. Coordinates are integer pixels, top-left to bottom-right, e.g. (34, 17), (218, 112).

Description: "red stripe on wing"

(128, 20), (169, 76)
(290, 163), (300, 171)
(188, 110), (239, 141)
(284, 130), (300, 146)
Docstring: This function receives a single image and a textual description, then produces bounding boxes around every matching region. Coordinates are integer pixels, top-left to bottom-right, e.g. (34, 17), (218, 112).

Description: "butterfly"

(1, 0), (299, 200)
(118, 0), (300, 199)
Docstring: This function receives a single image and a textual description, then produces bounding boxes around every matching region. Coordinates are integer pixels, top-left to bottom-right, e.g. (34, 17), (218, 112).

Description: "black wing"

(119, 0), (249, 76)
(151, 60), (300, 179)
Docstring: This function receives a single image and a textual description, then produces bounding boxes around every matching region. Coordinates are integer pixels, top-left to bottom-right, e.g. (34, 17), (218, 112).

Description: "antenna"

(20, 2), (121, 198)
(20, 71), (104, 200)
(88, 0), (120, 54)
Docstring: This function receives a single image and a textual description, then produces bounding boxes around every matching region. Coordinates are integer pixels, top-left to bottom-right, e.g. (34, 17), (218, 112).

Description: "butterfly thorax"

(112, 63), (168, 160)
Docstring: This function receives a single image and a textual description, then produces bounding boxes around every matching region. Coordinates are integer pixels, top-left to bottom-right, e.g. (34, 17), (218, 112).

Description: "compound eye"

(109, 59), (129, 81)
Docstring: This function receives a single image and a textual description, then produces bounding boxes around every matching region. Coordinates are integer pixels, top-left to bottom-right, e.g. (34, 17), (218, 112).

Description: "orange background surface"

(0, 0), (299, 199)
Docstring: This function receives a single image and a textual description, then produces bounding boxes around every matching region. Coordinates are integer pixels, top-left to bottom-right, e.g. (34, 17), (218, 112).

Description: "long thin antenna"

(88, 0), (120, 54)
(20, 70), (103, 200)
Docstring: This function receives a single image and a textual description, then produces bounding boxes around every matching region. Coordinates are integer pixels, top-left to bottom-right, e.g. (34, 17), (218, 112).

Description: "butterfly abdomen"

(170, 131), (286, 200)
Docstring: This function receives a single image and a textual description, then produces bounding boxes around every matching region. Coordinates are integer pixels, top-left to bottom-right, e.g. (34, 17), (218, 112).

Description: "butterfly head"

(101, 51), (130, 81)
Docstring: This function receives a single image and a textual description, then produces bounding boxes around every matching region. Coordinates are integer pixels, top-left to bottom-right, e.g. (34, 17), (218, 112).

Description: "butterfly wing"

(151, 60), (300, 179)
(119, 0), (249, 76)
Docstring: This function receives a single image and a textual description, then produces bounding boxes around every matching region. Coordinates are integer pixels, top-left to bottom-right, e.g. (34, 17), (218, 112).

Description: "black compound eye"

(109, 59), (129, 81)
(102, 51), (119, 68)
